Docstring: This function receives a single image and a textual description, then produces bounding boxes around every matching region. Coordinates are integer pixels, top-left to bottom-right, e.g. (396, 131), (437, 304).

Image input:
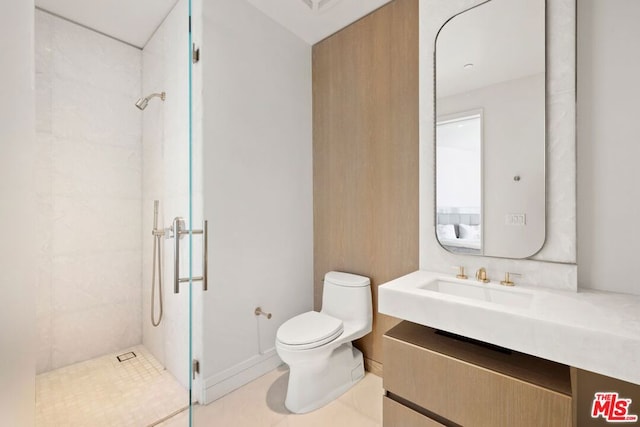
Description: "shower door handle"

(172, 217), (184, 294)
(173, 217), (209, 293)
(202, 220), (208, 291)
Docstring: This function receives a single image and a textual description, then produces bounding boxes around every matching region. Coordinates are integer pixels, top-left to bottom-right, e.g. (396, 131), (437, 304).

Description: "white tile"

(140, 1), (194, 399)
(51, 302), (141, 369)
(142, 136), (164, 197)
(162, 132), (190, 198)
(52, 15), (141, 98)
(35, 6), (146, 370)
(37, 345), (188, 426)
(51, 78), (141, 149)
(35, 193), (53, 261)
(547, 0), (576, 96)
(36, 252), (52, 320)
(34, 12), (52, 133)
(51, 250), (141, 313)
(36, 314), (52, 374)
(161, 281), (191, 389)
(35, 11), (53, 70)
(51, 196), (141, 255)
(36, 193), (53, 339)
(530, 91), (576, 263)
(51, 137), (141, 198)
(35, 133), (52, 196)
(35, 74), (52, 133)
(142, 32), (165, 92)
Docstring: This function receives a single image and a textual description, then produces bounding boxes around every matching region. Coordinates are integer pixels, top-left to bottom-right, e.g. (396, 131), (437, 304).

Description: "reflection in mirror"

(435, 0), (546, 259)
(436, 111), (482, 254)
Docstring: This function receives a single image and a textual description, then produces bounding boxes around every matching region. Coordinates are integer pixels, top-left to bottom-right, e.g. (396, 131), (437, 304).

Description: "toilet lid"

(277, 311), (344, 347)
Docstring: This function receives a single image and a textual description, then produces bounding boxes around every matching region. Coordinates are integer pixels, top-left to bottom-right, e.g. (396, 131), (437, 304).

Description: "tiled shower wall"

(35, 10), (143, 373)
(141, 0), (193, 390)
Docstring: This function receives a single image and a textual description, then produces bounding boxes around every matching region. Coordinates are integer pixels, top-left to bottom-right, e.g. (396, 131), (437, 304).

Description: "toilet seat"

(277, 311), (344, 350)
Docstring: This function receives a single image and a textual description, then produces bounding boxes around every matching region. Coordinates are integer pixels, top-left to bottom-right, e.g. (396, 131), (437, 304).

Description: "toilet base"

(284, 342), (365, 414)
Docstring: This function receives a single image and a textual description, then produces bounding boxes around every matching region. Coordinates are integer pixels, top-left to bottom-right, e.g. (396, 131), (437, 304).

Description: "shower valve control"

(170, 217), (186, 239)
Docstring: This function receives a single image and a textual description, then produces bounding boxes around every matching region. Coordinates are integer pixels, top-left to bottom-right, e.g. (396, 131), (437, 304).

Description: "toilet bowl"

(276, 271), (372, 414)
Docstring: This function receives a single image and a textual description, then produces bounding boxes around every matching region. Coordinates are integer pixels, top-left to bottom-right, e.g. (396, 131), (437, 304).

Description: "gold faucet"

(475, 267), (489, 283)
(500, 272), (521, 286)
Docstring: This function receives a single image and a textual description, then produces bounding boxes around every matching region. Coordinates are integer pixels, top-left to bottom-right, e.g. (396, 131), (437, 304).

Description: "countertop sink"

(419, 278), (533, 308)
(378, 270), (640, 386)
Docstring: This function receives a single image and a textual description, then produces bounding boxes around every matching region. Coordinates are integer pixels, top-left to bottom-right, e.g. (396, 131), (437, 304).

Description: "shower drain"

(116, 351), (137, 362)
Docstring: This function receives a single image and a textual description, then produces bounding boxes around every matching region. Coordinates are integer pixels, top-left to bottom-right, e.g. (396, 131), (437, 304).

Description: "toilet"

(276, 271), (372, 414)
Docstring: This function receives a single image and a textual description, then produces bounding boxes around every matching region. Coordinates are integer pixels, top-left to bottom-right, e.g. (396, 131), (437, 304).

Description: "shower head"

(135, 98), (149, 110)
(135, 92), (166, 110)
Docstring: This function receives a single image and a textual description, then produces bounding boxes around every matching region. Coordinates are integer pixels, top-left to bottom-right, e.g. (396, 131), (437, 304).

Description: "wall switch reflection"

(506, 213), (526, 225)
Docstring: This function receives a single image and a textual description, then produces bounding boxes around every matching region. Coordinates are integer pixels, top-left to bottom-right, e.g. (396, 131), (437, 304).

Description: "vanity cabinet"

(383, 396), (445, 427)
(383, 321), (573, 427)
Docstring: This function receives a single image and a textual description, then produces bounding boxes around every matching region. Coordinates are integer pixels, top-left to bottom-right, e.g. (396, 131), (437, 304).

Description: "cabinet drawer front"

(383, 336), (572, 427)
(384, 397), (445, 427)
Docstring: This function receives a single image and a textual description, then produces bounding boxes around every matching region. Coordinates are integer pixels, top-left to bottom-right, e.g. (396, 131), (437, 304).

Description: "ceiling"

(35, 0), (179, 48)
(246, 0), (392, 44)
(35, 0), (392, 48)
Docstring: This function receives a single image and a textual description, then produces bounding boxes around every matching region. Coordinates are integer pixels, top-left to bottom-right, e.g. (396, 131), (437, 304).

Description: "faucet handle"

(500, 272), (521, 286)
(452, 266), (468, 279)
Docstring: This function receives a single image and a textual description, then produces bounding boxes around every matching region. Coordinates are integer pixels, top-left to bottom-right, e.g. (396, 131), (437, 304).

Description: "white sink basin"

(418, 279), (533, 308)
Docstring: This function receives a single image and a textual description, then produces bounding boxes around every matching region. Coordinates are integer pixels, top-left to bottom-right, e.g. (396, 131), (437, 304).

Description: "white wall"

(577, 0), (640, 296)
(141, 0), (193, 390)
(200, 0), (313, 402)
(0, 1), (36, 425)
(34, 10), (143, 372)
(438, 74), (546, 258)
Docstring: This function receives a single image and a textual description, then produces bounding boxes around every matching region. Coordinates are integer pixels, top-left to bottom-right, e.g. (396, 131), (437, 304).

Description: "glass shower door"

(141, 0), (200, 424)
(186, 0), (201, 424)
(154, 0), (203, 423)
(32, 0), (200, 425)
(141, 0), (202, 422)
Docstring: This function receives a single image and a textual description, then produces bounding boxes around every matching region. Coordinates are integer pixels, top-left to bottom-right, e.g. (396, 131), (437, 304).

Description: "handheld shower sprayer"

(153, 200), (159, 229)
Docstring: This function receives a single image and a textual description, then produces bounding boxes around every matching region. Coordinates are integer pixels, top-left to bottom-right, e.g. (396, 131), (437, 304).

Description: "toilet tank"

(321, 271), (372, 328)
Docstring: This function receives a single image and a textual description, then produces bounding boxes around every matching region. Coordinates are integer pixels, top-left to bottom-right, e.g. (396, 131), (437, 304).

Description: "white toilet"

(276, 271), (372, 414)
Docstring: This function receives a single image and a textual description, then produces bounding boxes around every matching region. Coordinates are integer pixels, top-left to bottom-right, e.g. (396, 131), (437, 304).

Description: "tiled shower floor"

(35, 345), (189, 427)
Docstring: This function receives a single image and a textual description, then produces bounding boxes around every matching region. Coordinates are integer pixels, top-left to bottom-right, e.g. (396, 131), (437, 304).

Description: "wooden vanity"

(383, 321), (573, 427)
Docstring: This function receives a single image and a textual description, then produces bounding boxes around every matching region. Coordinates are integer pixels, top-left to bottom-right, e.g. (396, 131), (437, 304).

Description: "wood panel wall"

(312, 0), (419, 373)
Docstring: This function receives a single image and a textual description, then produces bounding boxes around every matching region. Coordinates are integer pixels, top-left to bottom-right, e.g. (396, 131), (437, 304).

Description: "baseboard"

(202, 348), (283, 404)
(364, 357), (383, 377)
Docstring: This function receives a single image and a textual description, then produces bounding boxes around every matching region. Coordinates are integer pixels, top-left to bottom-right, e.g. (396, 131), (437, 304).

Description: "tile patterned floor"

(36, 345), (189, 427)
(159, 367), (383, 427)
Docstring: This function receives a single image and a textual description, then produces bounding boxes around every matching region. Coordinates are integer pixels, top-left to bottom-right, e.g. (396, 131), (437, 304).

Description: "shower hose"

(151, 202), (164, 327)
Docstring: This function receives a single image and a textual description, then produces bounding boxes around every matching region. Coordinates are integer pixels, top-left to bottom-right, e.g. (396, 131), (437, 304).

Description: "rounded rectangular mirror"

(435, 0), (546, 259)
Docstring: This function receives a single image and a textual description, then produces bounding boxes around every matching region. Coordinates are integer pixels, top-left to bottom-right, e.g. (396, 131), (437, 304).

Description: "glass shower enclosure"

(32, 0), (201, 425)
